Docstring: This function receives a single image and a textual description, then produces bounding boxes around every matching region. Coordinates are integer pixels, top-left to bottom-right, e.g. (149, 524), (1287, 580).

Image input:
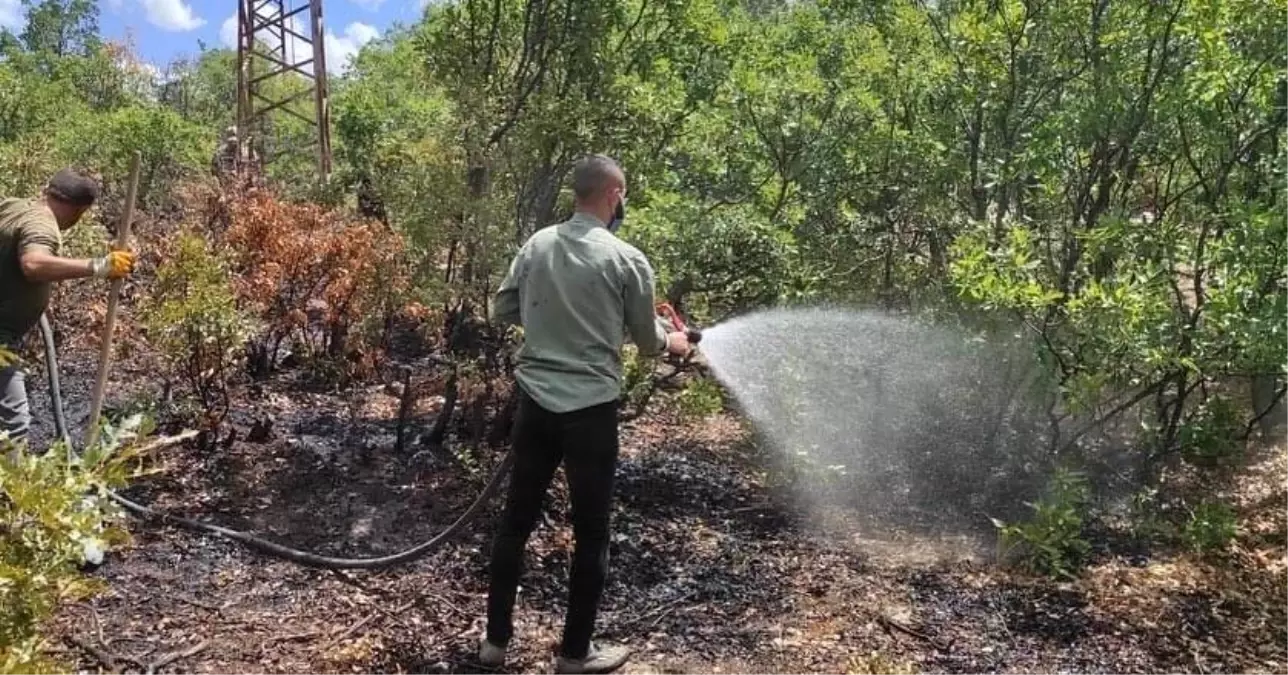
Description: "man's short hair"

(571, 154), (624, 200)
(45, 167), (100, 207)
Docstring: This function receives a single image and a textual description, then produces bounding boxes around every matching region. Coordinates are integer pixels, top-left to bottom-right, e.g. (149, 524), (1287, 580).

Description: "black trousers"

(486, 388), (620, 659)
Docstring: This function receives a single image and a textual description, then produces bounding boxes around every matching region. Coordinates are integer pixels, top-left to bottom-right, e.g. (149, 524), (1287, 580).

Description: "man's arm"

(623, 253), (671, 357)
(18, 219), (136, 283)
(490, 245), (525, 327)
(20, 247), (96, 282)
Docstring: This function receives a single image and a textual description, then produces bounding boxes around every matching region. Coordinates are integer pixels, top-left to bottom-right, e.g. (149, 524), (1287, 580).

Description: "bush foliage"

(224, 194), (410, 378)
(995, 469), (1093, 579)
(140, 229), (249, 427)
(0, 418), (147, 674)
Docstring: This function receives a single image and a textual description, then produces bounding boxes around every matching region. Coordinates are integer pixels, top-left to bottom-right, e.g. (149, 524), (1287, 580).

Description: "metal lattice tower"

(235, 0), (333, 182)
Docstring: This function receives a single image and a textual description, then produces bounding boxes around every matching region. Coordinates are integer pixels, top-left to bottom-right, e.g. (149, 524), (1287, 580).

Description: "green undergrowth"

(0, 414), (148, 674)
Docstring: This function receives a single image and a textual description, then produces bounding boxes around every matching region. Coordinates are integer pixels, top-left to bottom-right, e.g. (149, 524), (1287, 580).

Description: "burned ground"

(13, 306), (1284, 675)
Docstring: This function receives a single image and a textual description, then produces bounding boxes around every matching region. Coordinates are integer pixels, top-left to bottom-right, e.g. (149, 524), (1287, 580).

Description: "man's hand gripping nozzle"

(656, 302), (702, 363)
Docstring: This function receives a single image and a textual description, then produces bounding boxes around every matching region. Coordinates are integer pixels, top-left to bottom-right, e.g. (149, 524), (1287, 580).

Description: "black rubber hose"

(39, 316), (512, 570)
(108, 455), (512, 569)
(38, 314), (73, 450)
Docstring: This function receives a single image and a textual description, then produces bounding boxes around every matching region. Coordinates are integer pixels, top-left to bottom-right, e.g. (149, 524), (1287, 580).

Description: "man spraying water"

(479, 154), (691, 673)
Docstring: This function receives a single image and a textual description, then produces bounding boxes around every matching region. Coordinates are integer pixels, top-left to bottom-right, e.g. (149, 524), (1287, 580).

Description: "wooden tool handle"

(82, 151), (142, 451)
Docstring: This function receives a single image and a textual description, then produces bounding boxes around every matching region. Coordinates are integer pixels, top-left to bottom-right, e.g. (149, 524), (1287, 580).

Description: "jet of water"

(698, 306), (1055, 535)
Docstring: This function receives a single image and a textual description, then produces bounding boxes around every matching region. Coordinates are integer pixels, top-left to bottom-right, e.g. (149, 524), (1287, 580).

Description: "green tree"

(17, 0), (99, 58)
(157, 48), (238, 129)
(54, 106), (212, 208)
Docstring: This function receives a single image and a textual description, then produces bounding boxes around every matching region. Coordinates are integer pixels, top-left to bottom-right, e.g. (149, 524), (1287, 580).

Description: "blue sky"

(0, 0), (428, 73)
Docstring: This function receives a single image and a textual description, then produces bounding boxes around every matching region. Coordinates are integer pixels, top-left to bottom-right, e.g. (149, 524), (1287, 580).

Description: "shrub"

(224, 193), (409, 379)
(139, 230), (249, 427)
(1182, 500), (1238, 555)
(58, 216), (112, 259)
(1178, 395), (1244, 468)
(0, 136), (60, 198)
(676, 376), (724, 420)
(0, 418), (145, 674)
(1127, 487), (1173, 543)
(620, 345), (653, 410)
(995, 468), (1092, 579)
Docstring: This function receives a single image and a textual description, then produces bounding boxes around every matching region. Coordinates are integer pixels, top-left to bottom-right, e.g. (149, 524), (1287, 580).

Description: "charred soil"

(20, 299), (1288, 675)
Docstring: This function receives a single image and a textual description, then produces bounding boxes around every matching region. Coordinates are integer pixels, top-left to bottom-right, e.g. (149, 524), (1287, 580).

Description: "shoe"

(478, 638), (506, 667)
(554, 642), (631, 674)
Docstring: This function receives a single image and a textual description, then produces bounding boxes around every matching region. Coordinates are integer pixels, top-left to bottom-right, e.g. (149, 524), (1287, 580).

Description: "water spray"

(693, 306), (1055, 542)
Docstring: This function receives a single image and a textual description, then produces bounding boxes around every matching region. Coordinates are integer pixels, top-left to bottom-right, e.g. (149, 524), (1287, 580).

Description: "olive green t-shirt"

(491, 211), (669, 413)
(0, 198), (62, 345)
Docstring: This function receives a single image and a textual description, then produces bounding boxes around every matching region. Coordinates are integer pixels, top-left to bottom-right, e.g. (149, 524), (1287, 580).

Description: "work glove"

(89, 247), (136, 280)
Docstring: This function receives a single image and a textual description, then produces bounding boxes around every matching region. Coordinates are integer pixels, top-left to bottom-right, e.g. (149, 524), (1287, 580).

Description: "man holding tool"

(0, 168), (136, 444)
(480, 154), (691, 674)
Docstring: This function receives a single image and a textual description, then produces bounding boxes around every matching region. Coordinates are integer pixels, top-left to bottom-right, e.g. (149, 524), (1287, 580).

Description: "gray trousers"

(0, 361), (30, 444)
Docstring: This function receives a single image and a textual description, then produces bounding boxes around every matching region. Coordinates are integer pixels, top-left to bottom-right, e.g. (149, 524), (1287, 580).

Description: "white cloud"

(324, 22), (378, 74)
(139, 0), (205, 31)
(220, 14), (237, 48)
(352, 0), (386, 10)
(0, 0), (22, 30)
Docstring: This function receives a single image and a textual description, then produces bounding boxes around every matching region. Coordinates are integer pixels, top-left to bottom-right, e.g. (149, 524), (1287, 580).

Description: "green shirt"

(0, 198), (62, 345)
(492, 211), (668, 413)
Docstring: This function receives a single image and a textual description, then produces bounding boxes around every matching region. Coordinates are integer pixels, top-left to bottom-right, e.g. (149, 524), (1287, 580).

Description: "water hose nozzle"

(657, 303), (703, 361)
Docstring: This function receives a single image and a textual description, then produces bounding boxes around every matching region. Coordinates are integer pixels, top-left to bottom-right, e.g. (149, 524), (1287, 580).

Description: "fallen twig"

(318, 599), (418, 650)
(329, 568), (369, 589)
(64, 634), (119, 673)
(648, 602), (687, 630)
(369, 599), (420, 630)
(321, 612), (381, 650)
(64, 634), (148, 673)
(266, 630), (324, 645)
(134, 430), (200, 454)
(618, 593), (698, 631)
(995, 609), (1012, 640)
(720, 503), (777, 516)
(170, 593), (221, 612)
(145, 639), (209, 674)
(83, 604), (110, 648)
(418, 590), (470, 619)
(878, 615), (947, 650)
